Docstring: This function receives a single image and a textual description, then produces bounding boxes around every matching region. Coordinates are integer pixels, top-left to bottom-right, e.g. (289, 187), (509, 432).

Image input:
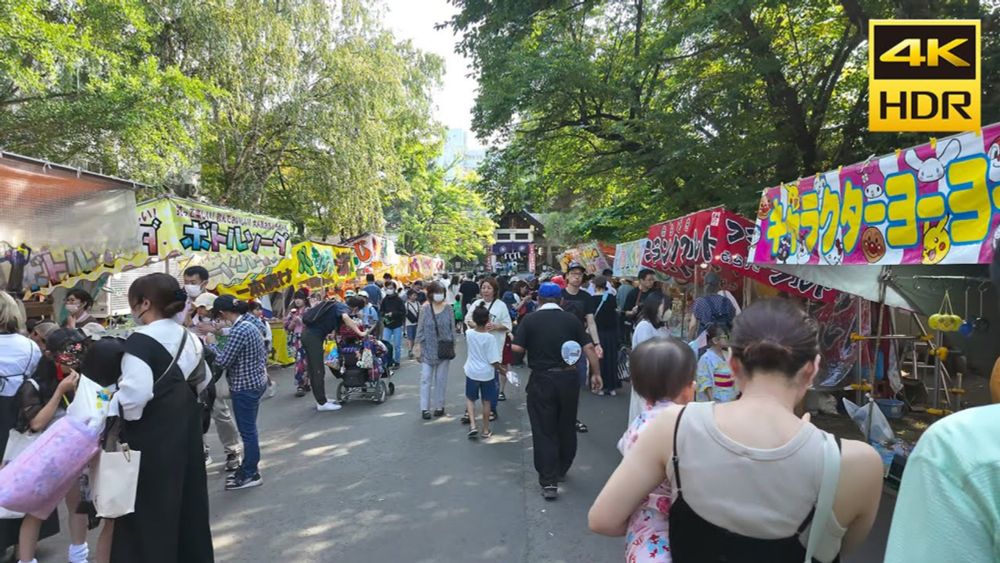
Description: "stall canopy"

(750, 123), (1000, 268)
(0, 152), (142, 294)
(641, 207), (839, 303)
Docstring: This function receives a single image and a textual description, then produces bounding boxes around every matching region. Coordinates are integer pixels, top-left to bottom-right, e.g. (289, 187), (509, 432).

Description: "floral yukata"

(617, 399), (674, 563)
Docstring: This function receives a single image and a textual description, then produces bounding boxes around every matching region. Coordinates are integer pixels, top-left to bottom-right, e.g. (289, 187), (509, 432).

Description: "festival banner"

(137, 197), (293, 289)
(750, 122), (1000, 266)
(492, 242), (532, 273)
(642, 207), (838, 303)
(558, 242), (612, 274)
(613, 239), (648, 278)
(218, 241), (355, 299)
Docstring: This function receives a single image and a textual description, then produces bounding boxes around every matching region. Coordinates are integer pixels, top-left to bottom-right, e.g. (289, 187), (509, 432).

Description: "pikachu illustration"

(922, 218), (951, 265)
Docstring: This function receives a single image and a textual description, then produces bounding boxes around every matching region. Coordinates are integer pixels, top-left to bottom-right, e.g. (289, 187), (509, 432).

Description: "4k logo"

(869, 20), (980, 132)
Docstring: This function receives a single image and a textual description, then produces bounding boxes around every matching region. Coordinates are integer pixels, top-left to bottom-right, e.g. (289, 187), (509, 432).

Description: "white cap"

(194, 293), (217, 310)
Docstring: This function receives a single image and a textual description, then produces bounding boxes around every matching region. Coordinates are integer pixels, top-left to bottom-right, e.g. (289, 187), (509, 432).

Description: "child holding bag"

(14, 328), (92, 563)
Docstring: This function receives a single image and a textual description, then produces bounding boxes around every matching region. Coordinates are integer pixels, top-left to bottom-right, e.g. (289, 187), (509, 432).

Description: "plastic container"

(876, 398), (905, 420)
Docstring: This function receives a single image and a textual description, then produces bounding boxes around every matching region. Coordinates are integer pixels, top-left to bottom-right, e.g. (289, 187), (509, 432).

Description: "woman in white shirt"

(628, 292), (673, 423)
(465, 277), (512, 421)
(109, 273), (213, 563)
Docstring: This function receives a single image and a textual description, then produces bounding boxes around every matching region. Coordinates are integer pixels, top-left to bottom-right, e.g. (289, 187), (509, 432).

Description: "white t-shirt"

(464, 330), (501, 381)
(0, 334), (39, 398)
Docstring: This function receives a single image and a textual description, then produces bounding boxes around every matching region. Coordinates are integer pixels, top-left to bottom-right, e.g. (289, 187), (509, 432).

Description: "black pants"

(302, 330), (327, 404)
(526, 370), (580, 487)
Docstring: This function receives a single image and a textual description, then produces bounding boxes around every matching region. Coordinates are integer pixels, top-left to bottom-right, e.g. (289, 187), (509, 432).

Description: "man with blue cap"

(512, 282), (601, 501)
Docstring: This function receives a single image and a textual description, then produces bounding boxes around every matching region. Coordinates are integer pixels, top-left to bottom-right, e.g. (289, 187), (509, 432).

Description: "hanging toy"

(959, 286), (975, 337)
(929, 290), (962, 332)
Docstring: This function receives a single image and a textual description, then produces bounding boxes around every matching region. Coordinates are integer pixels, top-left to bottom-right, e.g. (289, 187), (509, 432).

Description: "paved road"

(24, 338), (895, 562)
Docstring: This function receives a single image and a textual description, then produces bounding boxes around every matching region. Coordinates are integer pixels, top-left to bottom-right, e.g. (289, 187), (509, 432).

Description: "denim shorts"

(465, 377), (498, 403)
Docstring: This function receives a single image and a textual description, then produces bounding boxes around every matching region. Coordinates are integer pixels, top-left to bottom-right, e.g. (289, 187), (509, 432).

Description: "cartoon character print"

(793, 231), (811, 264)
(904, 138), (962, 184)
(861, 226), (886, 264)
(776, 235), (792, 263)
(785, 184), (801, 211)
(757, 193), (772, 220)
(922, 218), (951, 265)
(823, 238), (844, 266)
(988, 136), (1000, 184)
(864, 183), (884, 199)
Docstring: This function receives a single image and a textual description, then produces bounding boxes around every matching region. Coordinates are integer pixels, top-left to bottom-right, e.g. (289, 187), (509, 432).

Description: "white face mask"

(432, 293), (445, 303)
(386, 289), (395, 296)
(65, 303), (80, 314)
(184, 284), (203, 298)
(132, 306), (148, 326)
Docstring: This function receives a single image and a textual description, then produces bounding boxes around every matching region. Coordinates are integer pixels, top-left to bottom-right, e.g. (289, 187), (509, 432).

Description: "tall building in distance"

(438, 128), (486, 179)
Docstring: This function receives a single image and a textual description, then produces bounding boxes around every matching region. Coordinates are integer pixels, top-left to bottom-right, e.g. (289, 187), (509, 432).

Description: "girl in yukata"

(696, 325), (736, 403)
(617, 336), (696, 563)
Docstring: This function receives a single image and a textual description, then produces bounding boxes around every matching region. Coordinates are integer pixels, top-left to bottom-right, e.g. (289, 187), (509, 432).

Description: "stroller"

(328, 323), (396, 405)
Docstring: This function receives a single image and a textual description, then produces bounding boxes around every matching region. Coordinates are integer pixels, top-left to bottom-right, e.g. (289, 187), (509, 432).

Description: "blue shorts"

(466, 377), (498, 403)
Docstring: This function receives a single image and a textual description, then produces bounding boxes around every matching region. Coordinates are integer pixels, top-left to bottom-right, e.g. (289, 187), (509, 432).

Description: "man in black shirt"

(560, 262), (602, 434)
(622, 268), (657, 324)
(513, 282), (601, 501)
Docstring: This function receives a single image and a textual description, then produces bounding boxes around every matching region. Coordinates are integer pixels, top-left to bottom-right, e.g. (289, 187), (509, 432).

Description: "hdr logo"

(869, 20), (980, 132)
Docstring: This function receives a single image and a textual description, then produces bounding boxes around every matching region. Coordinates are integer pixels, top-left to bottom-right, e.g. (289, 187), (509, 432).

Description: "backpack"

(303, 301), (337, 326)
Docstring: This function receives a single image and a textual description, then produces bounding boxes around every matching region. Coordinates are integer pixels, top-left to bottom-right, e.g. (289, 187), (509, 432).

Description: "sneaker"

(498, 392), (507, 401)
(224, 453), (241, 472)
(267, 380), (278, 398)
(317, 402), (342, 412)
(541, 486), (558, 501)
(421, 410), (432, 420)
(225, 472), (262, 491)
(294, 386), (306, 398)
(433, 409), (445, 418)
(68, 542), (89, 563)
(609, 390), (617, 397)
(204, 447), (212, 466)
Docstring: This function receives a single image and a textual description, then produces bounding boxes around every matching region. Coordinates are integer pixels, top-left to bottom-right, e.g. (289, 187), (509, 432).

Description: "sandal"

(481, 430), (493, 439)
(575, 420), (588, 433)
(489, 411), (498, 422)
(498, 392), (507, 401)
(467, 429), (479, 439)
(461, 413), (470, 424)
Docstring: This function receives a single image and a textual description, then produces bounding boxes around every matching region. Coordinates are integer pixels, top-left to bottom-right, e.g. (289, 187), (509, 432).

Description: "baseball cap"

(213, 295), (239, 313)
(538, 282), (562, 299)
(194, 293), (217, 310)
(80, 322), (107, 341)
(566, 261), (585, 273)
(32, 321), (58, 340)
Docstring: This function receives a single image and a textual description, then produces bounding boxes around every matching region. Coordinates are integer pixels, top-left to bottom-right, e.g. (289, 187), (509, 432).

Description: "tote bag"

(93, 445), (141, 518)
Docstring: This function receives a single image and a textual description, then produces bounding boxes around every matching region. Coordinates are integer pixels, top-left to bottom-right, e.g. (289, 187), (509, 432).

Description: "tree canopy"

(450, 0), (1000, 242)
(1, 0), (495, 256)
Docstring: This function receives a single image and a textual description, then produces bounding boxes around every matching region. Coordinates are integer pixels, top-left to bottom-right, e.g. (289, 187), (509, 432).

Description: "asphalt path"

(21, 337), (893, 562)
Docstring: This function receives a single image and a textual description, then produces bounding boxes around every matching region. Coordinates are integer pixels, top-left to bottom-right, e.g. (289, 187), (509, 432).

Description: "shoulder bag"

(432, 306), (456, 360)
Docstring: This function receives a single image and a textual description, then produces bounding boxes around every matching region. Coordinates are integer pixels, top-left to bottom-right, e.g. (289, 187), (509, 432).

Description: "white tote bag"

(93, 445), (141, 518)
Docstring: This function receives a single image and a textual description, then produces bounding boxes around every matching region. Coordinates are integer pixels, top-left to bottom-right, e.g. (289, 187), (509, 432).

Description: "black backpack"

(303, 301), (337, 326)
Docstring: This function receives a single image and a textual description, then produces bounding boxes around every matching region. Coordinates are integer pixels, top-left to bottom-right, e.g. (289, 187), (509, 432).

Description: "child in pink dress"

(617, 336), (697, 563)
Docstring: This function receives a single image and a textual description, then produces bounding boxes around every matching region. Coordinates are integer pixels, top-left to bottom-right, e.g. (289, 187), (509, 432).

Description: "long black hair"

(638, 292), (672, 328)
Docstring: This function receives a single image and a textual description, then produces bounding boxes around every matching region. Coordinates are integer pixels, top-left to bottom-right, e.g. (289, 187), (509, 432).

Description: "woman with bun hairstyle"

(108, 273), (213, 562)
(591, 299), (883, 563)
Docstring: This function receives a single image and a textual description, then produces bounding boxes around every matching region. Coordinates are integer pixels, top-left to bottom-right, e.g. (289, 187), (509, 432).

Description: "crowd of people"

(0, 247), (998, 563)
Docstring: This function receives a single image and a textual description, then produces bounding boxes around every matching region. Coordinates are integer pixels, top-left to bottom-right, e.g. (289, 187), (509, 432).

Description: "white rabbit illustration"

(988, 136), (1000, 184)
(904, 138), (961, 183)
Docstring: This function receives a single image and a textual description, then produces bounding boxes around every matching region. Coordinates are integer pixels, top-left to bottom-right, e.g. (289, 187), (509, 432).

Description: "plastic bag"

(505, 370), (520, 388)
(0, 416), (100, 518)
(65, 374), (117, 432)
(842, 397), (894, 444)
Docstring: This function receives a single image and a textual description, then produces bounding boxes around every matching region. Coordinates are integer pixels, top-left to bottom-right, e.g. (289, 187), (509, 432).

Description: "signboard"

(138, 197), (293, 289)
(750, 122), (1000, 266)
(613, 239), (648, 278)
(558, 242), (612, 274)
(643, 208), (838, 303)
(492, 242), (531, 273)
(218, 241), (355, 299)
